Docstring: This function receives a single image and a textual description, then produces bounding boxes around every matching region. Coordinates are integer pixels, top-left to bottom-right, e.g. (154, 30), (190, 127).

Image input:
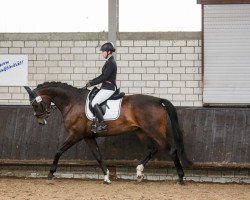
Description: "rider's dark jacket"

(90, 56), (117, 91)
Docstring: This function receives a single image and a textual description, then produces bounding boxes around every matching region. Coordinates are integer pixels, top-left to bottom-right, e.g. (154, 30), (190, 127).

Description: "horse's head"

(24, 86), (52, 125)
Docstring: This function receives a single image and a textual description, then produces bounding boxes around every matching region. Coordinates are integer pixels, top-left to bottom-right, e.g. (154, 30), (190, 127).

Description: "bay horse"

(24, 82), (192, 185)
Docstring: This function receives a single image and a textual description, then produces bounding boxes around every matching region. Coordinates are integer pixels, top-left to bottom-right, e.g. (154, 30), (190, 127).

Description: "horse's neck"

(38, 87), (72, 112)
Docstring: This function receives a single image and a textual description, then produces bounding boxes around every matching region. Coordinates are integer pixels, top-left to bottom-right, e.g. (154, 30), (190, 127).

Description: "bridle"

(30, 95), (52, 118)
(24, 86), (57, 125)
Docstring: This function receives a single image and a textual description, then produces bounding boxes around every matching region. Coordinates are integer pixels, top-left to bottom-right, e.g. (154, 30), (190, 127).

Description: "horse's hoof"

(46, 179), (55, 184)
(46, 174), (55, 184)
(103, 180), (111, 185)
(177, 180), (185, 186)
(137, 175), (144, 182)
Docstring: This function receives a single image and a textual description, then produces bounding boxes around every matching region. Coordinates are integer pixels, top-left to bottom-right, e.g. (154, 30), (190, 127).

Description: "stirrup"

(91, 121), (107, 136)
(96, 122), (107, 132)
(91, 119), (98, 137)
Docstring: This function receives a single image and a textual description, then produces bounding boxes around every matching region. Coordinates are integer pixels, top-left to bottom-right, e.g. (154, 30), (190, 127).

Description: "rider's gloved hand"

(85, 82), (92, 88)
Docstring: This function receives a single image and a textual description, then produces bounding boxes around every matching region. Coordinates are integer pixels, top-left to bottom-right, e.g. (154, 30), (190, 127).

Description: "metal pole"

(108, 0), (118, 57)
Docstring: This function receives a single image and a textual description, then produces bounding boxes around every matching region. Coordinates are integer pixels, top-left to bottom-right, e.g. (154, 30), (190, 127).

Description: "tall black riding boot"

(93, 104), (107, 132)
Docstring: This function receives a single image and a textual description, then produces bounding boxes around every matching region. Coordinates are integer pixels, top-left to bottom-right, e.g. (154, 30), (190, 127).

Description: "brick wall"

(0, 32), (202, 106)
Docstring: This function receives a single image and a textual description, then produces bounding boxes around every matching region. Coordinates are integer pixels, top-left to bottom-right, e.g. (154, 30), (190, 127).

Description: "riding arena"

(0, 1), (249, 199)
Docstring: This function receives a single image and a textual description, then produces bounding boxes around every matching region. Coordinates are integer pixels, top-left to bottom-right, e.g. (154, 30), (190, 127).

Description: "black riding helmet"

(100, 42), (116, 52)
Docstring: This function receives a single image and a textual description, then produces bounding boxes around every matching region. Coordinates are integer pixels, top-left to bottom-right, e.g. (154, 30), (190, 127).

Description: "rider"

(85, 42), (117, 132)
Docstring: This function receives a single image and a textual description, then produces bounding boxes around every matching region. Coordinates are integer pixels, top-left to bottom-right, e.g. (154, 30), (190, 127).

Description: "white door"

(203, 4), (250, 105)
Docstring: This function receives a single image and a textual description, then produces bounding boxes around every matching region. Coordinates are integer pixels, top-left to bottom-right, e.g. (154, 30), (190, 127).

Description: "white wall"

(0, 32), (202, 106)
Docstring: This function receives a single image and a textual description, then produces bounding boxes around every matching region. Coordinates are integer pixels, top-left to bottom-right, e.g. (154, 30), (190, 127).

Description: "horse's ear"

(24, 86), (37, 100)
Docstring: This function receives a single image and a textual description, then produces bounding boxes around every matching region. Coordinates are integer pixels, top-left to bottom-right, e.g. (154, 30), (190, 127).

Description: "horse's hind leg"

(84, 138), (111, 184)
(136, 139), (158, 182)
(169, 147), (185, 185)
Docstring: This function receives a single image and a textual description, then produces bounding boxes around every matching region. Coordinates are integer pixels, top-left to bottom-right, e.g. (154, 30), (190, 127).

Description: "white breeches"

(91, 89), (115, 107)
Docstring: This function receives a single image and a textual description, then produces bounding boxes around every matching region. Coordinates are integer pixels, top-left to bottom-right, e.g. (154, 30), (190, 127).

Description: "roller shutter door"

(203, 4), (250, 105)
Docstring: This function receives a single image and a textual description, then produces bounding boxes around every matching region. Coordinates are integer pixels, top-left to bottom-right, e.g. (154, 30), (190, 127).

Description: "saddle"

(88, 87), (125, 116)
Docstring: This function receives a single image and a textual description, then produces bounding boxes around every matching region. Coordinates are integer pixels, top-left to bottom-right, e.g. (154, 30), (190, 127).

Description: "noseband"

(30, 95), (51, 118)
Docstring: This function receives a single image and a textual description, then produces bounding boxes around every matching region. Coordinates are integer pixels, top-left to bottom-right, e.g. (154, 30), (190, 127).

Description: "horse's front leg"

(48, 134), (83, 181)
(84, 138), (111, 184)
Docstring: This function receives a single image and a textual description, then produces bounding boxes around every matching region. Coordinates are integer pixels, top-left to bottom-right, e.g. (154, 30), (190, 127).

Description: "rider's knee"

(93, 103), (99, 108)
(91, 100), (98, 108)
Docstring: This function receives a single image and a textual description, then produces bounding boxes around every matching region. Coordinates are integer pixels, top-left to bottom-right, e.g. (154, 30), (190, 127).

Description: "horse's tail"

(160, 98), (193, 168)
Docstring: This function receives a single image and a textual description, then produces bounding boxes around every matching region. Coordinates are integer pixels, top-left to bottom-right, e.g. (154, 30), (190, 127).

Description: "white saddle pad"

(85, 92), (123, 121)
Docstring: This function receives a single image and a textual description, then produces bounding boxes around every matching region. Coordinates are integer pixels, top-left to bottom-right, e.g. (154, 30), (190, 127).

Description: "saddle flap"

(86, 87), (125, 120)
(85, 92), (123, 121)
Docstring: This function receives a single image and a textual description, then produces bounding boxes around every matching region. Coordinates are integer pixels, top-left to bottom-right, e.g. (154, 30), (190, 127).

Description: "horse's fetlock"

(136, 164), (144, 178)
(177, 179), (185, 186)
(50, 165), (57, 173)
(179, 172), (184, 178)
(47, 172), (55, 181)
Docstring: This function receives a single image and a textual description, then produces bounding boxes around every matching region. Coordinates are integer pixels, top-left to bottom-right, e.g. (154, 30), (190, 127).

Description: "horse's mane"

(36, 81), (84, 93)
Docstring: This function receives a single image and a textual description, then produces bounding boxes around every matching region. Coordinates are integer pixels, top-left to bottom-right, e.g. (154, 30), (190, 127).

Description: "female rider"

(85, 42), (117, 132)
